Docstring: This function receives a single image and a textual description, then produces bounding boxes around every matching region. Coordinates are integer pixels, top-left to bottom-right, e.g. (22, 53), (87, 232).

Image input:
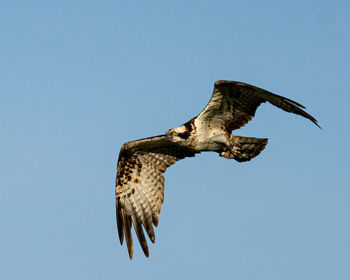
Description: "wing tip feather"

(121, 209), (134, 260)
(131, 216), (150, 258)
(116, 200), (124, 245)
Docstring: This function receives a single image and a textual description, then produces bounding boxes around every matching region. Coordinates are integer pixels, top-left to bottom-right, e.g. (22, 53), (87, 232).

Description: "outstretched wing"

(116, 135), (197, 259)
(196, 80), (320, 133)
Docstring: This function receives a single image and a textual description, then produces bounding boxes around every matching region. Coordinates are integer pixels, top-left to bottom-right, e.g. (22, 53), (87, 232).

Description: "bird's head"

(165, 125), (191, 144)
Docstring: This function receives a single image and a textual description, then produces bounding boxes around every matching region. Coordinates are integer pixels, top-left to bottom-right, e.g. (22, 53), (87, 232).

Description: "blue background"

(1, 1), (349, 279)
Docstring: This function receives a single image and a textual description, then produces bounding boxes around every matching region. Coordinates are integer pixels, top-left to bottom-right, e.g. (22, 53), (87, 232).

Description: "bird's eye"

(172, 131), (177, 136)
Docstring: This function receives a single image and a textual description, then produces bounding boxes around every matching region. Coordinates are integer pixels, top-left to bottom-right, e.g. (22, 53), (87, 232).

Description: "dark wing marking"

(116, 135), (198, 259)
(196, 80), (320, 133)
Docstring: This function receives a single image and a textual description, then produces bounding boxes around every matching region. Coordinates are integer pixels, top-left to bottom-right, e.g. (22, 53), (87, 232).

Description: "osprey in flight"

(116, 80), (319, 259)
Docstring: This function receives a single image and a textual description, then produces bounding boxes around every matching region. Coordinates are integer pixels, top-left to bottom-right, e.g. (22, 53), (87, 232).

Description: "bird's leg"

(220, 134), (268, 161)
(223, 134), (239, 158)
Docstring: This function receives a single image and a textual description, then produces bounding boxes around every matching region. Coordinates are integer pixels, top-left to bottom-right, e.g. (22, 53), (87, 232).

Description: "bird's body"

(167, 119), (227, 151)
(115, 80), (319, 259)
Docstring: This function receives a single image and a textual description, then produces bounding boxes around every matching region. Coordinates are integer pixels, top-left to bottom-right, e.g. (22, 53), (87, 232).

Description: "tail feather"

(220, 135), (268, 162)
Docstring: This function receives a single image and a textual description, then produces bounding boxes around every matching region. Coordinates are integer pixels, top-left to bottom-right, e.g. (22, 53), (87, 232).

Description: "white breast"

(193, 118), (227, 151)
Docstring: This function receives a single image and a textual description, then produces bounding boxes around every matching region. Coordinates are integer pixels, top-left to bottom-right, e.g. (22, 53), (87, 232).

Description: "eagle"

(116, 80), (319, 259)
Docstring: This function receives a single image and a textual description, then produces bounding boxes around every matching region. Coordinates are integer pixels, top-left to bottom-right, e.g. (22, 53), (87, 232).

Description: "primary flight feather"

(115, 80), (319, 259)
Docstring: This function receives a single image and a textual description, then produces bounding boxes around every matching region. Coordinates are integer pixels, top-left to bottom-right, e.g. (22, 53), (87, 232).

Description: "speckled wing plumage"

(197, 80), (320, 132)
(116, 135), (197, 259)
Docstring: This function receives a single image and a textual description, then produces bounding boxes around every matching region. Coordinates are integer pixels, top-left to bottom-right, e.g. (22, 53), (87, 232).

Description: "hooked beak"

(165, 133), (172, 141)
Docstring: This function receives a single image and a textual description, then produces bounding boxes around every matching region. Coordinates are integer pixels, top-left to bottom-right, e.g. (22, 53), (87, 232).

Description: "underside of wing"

(115, 135), (197, 259)
(197, 80), (320, 133)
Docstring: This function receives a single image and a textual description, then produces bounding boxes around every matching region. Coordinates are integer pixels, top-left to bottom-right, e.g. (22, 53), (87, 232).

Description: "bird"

(115, 80), (320, 259)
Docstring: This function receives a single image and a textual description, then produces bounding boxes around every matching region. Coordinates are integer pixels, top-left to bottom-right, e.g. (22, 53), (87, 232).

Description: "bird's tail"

(220, 135), (268, 162)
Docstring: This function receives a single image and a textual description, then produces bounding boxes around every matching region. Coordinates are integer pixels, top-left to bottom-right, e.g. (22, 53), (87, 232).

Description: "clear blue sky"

(1, 0), (349, 279)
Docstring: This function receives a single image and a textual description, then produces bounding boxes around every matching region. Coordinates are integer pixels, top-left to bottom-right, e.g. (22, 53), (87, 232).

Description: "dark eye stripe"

(177, 131), (190, 139)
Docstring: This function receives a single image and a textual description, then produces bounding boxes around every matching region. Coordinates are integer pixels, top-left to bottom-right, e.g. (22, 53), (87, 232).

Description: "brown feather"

(196, 81), (320, 133)
(131, 216), (149, 257)
(115, 80), (319, 259)
(122, 209), (134, 259)
(115, 135), (198, 259)
(116, 199), (124, 245)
